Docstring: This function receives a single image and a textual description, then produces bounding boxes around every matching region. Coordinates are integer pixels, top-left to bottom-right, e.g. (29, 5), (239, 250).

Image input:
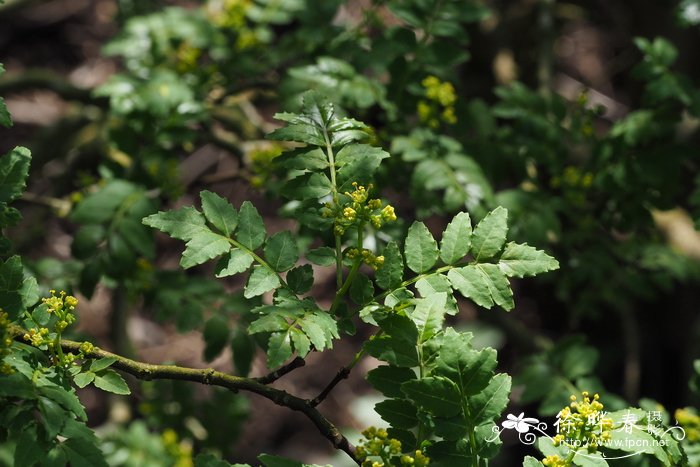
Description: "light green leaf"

(244, 266), (281, 298)
(440, 212), (472, 264)
(73, 372), (95, 389)
(375, 241), (403, 290)
(181, 230), (231, 269)
(498, 242), (559, 278)
(236, 201), (266, 250)
(249, 313), (291, 334)
(469, 373), (511, 425)
(522, 456), (544, 467)
(0, 146), (31, 204)
(267, 332), (293, 368)
(448, 264), (514, 310)
(404, 221), (439, 273)
(215, 249), (254, 277)
(201, 190), (238, 236)
(143, 206), (206, 241)
(300, 311), (338, 350)
(409, 292), (447, 343)
(470, 206), (508, 261)
(89, 357), (117, 372)
(401, 376), (462, 417)
(289, 327), (311, 357)
(415, 273), (451, 296)
(264, 231), (299, 272)
(93, 369), (131, 395)
(306, 246), (335, 266)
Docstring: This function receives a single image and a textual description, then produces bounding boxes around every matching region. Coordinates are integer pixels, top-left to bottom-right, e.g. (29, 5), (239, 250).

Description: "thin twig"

(10, 327), (359, 464)
(254, 357), (306, 384)
(310, 366), (351, 407)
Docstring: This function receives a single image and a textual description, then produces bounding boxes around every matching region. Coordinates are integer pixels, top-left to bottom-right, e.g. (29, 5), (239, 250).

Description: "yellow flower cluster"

(356, 427), (429, 467)
(175, 42), (202, 74)
(0, 311), (13, 375)
(162, 428), (194, 467)
(417, 76), (457, 128)
(542, 455), (567, 467)
(675, 407), (700, 442)
(551, 392), (613, 455)
(324, 183), (397, 236)
(346, 248), (385, 270)
(550, 166), (594, 190)
(207, 0), (258, 50)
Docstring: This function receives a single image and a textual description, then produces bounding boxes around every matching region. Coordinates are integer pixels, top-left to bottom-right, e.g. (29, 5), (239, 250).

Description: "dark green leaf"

(201, 190), (238, 236)
(286, 264), (314, 294)
(374, 398), (419, 429)
(349, 273), (374, 305)
(440, 212), (472, 264)
(0, 255), (24, 318)
(436, 329), (497, 395)
(231, 328), (255, 377)
(204, 315), (230, 361)
(404, 221), (439, 273)
(59, 437), (108, 467)
(72, 180), (138, 224)
(375, 241), (403, 290)
(367, 365), (417, 398)
(401, 376), (462, 417)
(264, 231), (299, 272)
(39, 396), (67, 438)
(14, 429), (44, 467)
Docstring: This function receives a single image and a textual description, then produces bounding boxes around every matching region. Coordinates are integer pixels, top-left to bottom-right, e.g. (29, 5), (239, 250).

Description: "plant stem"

(9, 326), (361, 464)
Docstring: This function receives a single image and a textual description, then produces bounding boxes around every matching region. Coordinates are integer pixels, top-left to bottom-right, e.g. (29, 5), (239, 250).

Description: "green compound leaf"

(436, 328), (497, 395)
(200, 190), (238, 236)
(0, 146), (31, 204)
(286, 264), (314, 294)
(264, 231), (299, 272)
(404, 221), (439, 273)
(236, 201), (266, 250)
(248, 313), (290, 334)
(448, 264), (514, 310)
(266, 331), (293, 368)
(181, 230), (231, 269)
(93, 369), (131, 395)
(143, 206), (207, 241)
(375, 398), (419, 429)
(470, 206), (508, 261)
(415, 273), (458, 314)
(440, 211), (472, 264)
(366, 365), (417, 398)
(289, 327), (311, 357)
(298, 310), (338, 350)
(215, 249), (254, 278)
(409, 292), (447, 344)
(244, 266), (281, 298)
(268, 91), (369, 147)
(375, 241), (403, 290)
(498, 241), (559, 278)
(401, 376), (462, 418)
(469, 373), (511, 426)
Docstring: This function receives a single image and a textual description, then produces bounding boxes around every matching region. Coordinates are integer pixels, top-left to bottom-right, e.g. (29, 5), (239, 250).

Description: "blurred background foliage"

(2, 0), (700, 465)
